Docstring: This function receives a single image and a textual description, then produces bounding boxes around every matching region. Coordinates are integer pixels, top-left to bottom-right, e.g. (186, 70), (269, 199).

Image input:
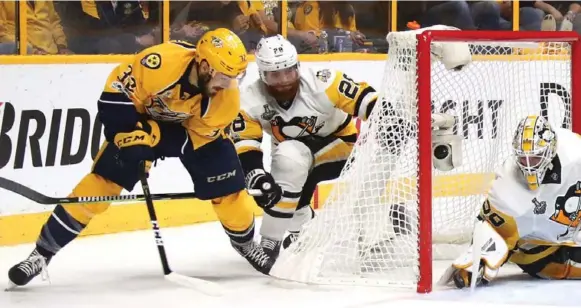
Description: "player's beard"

(197, 71), (214, 96)
(266, 80), (300, 105)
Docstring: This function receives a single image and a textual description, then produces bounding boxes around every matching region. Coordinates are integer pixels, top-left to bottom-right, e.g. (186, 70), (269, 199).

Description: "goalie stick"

(0, 176), (262, 205)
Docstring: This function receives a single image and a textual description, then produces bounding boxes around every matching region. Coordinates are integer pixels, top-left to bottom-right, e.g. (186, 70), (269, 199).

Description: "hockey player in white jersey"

(441, 115), (581, 288)
(229, 35), (378, 259)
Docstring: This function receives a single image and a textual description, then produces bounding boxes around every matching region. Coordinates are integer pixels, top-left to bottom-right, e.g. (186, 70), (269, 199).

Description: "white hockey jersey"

(231, 66), (377, 156)
(484, 128), (581, 254)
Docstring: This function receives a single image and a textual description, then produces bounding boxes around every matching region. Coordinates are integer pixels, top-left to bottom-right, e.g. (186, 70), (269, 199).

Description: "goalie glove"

(438, 220), (509, 289)
(246, 169), (282, 209)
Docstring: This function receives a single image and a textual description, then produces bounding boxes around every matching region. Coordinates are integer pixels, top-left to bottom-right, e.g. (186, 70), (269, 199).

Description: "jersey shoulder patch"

(140, 53), (162, 69)
(301, 66), (339, 93)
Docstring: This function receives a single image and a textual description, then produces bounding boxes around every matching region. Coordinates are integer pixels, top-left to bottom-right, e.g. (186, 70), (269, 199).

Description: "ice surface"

(0, 220), (577, 308)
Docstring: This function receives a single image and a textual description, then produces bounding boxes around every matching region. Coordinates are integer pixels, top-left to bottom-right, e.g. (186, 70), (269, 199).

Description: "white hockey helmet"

(255, 35), (299, 85)
(512, 115), (558, 190)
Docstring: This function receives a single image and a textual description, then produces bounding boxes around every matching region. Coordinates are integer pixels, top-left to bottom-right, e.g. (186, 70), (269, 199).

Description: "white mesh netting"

(270, 31), (574, 289)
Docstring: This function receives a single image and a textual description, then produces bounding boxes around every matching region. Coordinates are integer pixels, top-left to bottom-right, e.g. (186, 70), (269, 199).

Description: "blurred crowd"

(0, 0), (580, 55)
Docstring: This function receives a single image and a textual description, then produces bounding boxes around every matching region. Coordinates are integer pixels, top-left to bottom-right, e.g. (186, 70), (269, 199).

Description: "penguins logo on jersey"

(270, 115), (324, 142)
(551, 181), (581, 237)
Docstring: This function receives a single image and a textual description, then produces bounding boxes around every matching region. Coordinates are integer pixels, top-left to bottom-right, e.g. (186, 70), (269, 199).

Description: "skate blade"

(5, 280), (17, 291)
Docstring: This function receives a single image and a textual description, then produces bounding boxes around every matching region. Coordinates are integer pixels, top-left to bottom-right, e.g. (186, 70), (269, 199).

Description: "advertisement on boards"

(0, 60), (573, 216)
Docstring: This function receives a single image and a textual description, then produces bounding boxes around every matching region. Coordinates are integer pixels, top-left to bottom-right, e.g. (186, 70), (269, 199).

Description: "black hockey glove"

(114, 129), (155, 170)
(246, 169), (282, 209)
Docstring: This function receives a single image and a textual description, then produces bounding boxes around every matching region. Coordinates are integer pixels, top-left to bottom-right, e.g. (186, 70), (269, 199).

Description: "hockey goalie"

(441, 115), (581, 288)
(230, 28), (471, 260)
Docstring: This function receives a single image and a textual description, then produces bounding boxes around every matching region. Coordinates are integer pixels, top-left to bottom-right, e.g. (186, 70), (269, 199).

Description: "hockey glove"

(246, 169), (282, 209)
(438, 220), (509, 289)
(114, 129), (155, 170)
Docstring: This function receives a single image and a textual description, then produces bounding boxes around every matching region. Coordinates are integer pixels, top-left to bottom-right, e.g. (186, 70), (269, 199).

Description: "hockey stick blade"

(164, 272), (223, 296)
(0, 176), (262, 205)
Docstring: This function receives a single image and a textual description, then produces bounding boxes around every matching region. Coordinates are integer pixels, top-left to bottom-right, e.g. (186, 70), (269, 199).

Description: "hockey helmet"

(512, 115), (557, 190)
(195, 28), (248, 78)
(255, 35), (299, 86)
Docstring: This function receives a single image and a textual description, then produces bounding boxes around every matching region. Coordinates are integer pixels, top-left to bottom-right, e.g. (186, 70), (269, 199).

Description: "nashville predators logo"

(144, 96), (191, 123)
(211, 36), (224, 48)
(551, 181), (581, 238)
(141, 53), (162, 69)
(270, 115), (324, 142)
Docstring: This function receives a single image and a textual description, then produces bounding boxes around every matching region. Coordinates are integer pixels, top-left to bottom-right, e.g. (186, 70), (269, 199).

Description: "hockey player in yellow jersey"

(230, 35), (379, 259)
(8, 28), (276, 289)
(440, 115), (581, 288)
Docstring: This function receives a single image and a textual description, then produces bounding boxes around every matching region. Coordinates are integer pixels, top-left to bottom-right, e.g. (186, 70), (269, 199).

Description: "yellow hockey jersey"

(98, 40), (240, 149)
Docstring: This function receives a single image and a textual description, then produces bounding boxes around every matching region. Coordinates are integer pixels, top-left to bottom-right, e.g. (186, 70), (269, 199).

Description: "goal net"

(270, 29), (580, 292)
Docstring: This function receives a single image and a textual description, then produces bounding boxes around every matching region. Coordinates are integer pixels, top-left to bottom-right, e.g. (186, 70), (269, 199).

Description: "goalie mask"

(512, 115), (557, 190)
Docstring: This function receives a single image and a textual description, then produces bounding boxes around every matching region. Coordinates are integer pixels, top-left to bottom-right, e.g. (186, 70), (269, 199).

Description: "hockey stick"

(0, 176), (261, 205)
(138, 161), (224, 296)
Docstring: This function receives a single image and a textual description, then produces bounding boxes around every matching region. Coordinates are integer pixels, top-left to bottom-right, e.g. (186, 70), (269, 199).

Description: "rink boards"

(0, 56), (573, 245)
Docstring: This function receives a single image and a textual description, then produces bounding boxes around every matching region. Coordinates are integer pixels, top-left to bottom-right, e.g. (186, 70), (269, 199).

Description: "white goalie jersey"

(485, 128), (581, 250)
(231, 66), (377, 158)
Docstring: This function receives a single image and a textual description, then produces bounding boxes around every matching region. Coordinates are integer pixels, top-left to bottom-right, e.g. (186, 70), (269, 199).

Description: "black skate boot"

(282, 231), (300, 249)
(7, 248), (52, 289)
(232, 240), (274, 275)
(260, 237), (282, 259)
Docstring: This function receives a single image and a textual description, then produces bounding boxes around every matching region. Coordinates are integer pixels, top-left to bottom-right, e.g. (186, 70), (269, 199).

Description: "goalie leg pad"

(439, 220), (509, 287)
(261, 140), (313, 240)
(514, 246), (581, 279)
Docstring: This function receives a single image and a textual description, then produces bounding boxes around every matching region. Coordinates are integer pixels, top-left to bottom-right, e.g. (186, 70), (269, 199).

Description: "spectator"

(290, 1), (366, 52)
(0, 0), (71, 55)
(54, 0), (158, 54)
(169, 1), (274, 52)
(399, 1), (477, 31)
(471, 1), (553, 30)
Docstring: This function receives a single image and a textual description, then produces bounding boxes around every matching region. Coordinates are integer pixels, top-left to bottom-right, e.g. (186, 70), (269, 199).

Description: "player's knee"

(184, 137), (246, 200)
(92, 141), (141, 191)
(271, 140), (313, 190)
(64, 173), (123, 224)
(212, 190), (256, 243)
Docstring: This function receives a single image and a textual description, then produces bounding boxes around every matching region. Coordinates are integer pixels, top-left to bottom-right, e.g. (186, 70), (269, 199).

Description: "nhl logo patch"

(303, 4), (313, 14)
(316, 69), (331, 82)
(141, 53), (162, 69)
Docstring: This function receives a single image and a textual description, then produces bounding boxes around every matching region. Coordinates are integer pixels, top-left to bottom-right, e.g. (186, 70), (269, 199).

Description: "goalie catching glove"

(245, 169), (282, 208)
(113, 120), (158, 171)
(438, 220), (509, 289)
